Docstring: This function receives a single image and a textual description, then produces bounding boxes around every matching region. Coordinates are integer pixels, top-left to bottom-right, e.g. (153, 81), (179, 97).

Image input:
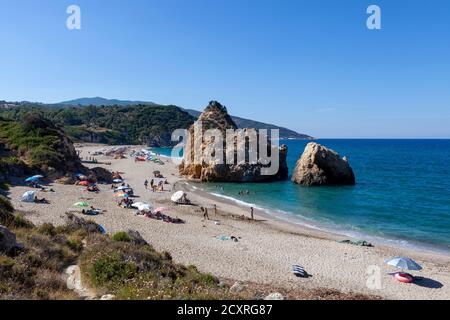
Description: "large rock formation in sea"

(179, 101), (288, 182)
(292, 142), (355, 186)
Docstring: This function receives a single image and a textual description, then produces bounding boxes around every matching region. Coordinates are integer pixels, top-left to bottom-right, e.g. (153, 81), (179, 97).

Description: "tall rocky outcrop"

(292, 142), (355, 186)
(179, 101), (288, 182)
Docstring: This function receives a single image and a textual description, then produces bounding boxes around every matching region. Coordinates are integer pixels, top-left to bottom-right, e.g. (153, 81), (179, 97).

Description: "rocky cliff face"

(292, 142), (355, 186)
(179, 101), (288, 182)
(48, 129), (85, 178)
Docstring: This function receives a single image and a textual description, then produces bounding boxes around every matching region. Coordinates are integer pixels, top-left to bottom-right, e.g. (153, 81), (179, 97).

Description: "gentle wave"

(200, 188), (348, 234)
(197, 185), (450, 255)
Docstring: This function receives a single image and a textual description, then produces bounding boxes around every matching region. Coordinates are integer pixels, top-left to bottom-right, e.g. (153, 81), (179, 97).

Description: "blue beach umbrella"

(25, 175), (44, 182)
(385, 257), (422, 271)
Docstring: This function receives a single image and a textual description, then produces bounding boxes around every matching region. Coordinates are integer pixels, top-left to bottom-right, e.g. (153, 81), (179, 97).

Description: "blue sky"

(0, 0), (449, 138)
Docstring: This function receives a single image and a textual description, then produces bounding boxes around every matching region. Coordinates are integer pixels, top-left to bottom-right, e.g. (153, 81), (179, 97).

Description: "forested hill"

(57, 98), (312, 140)
(0, 104), (195, 147)
(0, 100), (313, 146)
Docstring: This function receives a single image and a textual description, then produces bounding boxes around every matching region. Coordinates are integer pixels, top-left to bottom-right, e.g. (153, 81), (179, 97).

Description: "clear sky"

(1, 0), (449, 138)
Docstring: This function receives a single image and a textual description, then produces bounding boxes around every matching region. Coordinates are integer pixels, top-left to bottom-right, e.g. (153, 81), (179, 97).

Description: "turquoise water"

(153, 140), (450, 254)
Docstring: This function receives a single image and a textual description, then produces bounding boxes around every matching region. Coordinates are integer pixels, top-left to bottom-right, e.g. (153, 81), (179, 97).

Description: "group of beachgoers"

(27, 181), (55, 193)
(137, 209), (184, 224)
(131, 149), (165, 165)
(199, 204), (219, 220)
(118, 197), (135, 208)
(200, 204), (254, 221)
(109, 171), (183, 224)
(144, 178), (167, 192)
(73, 175), (101, 193)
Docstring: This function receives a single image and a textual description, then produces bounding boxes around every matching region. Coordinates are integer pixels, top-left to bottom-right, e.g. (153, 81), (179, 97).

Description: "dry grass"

(79, 233), (252, 300)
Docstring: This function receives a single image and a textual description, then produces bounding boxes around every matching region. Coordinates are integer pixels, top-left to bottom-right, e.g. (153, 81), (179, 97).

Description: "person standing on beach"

(144, 180), (148, 189)
(250, 207), (254, 220)
(203, 207), (209, 220)
(214, 204), (217, 215)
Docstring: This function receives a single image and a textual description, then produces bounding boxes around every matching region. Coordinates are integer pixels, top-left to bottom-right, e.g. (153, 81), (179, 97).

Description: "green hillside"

(0, 104), (196, 147)
(57, 98), (312, 139)
(0, 113), (85, 181)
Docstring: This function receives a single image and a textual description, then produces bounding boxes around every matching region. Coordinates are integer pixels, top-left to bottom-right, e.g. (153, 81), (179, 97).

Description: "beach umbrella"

(171, 191), (185, 203)
(78, 181), (90, 186)
(21, 190), (36, 202)
(113, 179), (123, 183)
(114, 192), (129, 198)
(385, 257), (422, 271)
(153, 170), (160, 175)
(75, 173), (87, 180)
(25, 175), (43, 182)
(74, 201), (90, 207)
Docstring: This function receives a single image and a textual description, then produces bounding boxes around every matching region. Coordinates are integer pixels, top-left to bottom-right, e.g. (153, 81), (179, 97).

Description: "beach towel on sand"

(293, 265), (309, 278)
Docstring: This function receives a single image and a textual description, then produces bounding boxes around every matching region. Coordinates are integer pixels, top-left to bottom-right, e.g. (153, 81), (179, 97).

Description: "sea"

(152, 139), (450, 255)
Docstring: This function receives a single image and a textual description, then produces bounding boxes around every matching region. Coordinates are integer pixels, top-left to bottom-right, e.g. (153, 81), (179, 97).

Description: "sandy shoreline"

(7, 144), (450, 300)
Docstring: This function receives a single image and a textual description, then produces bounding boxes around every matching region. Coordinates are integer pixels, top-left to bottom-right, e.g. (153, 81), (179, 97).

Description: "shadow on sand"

(413, 277), (444, 289)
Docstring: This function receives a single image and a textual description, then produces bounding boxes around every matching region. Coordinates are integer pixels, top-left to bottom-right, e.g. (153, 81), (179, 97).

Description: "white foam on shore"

(192, 184), (450, 256)
(206, 190), (329, 232)
(209, 192), (259, 209)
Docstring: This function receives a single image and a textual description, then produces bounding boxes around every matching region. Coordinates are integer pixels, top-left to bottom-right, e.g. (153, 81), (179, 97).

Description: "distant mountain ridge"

(58, 97), (312, 139)
(59, 97), (158, 107)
